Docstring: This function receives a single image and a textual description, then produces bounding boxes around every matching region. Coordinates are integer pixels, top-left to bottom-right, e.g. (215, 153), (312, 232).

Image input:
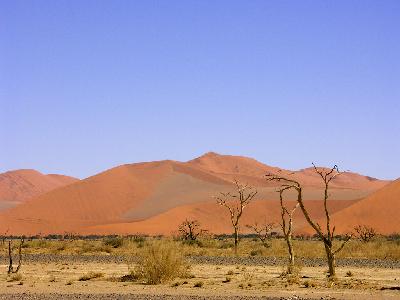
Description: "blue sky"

(1, 1), (399, 179)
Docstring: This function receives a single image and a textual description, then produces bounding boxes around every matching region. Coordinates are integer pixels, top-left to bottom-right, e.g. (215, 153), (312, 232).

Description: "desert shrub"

(250, 248), (263, 256)
(354, 225), (377, 243)
(219, 240), (234, 249)
(280, 263), (302, 285)
(193, 281), (204, 287)
(171, 281), (181, 287)
(178, 219), (205, 241)
(103, 236), (124, 248)
(182, 239), (203, 247)
(120, 273), (138, 282)
(7, 273), (23, 282)
(131, 235), (146, 248)
(303, 280), (316, 288)
(387, 233), (400, 242)
(132, 241), (190, 284)
(78, 271), (104, 281)
(242, 271), (254, 283)
(66, 279), (73, 285)
(56, 242), (67, 252)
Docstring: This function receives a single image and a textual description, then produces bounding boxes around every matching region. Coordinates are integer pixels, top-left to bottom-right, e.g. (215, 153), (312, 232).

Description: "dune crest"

(0, 169), (78, 205)
(0, 153), (392, 235)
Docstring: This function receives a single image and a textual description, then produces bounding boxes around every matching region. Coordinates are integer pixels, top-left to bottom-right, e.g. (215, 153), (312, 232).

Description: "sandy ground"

(0, 261), (399, 299)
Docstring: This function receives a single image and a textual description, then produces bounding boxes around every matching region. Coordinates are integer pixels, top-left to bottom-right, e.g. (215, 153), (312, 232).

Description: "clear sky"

(1, 1), (399, 180)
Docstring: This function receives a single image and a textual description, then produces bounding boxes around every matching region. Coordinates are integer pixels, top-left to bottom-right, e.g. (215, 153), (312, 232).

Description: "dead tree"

(178, 219), (204, 241)
(1, 229), (9, 245)
(8, 238), (24, 274)
(215, 180), (257, 254)
(246, 220), (274, 248)
(354, 225), (377, 243)
(278, 187), (299, 273)
(266, 164), (352, 278)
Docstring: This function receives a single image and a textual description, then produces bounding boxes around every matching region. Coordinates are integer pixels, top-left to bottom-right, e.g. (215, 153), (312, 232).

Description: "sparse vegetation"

(7, 238), (24, 274)
(266, 164), (353, 278)
(215, 180), (257, 254)
(78, 271), (104, 281)
(193, 281), (204, 287)
(131, 241), (190, 284)
(103, 236), (124, 248)
(354, 225), (377, 243)
(246, 220), (274, 248)
(1, 235), (399, 259)
(178, 219), (206, 242)
(280, 262), (302, 285)
(7, 273), (23, 282)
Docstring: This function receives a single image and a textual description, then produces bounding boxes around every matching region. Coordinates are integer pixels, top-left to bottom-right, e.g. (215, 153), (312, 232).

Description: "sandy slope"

(320, 179), (400, 234)
(0, 169), (78, 205)
(0, 153), (391, 235)
(83, 199), (358, 235)
(189, 152), (389, 190)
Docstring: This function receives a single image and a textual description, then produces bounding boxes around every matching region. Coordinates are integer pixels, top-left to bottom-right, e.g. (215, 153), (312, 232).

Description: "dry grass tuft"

(193, 281), (204, 287)
(280, 263), (302, 285)
(4, 236), (399, 260)
(78, 271), (104, 281)
(131, 241), (190, 284)
(7, 273), (23, 282)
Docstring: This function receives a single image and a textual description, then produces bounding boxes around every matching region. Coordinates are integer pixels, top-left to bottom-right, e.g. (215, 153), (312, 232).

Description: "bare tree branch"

(214, 179), (257, 253)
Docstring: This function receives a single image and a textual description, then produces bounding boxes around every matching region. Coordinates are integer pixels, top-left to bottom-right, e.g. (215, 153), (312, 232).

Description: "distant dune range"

(0, 169), (78, 210)
(0, 153), (395, 236)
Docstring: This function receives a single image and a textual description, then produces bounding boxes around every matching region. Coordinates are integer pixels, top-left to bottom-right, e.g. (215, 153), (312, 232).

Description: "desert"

(1, 1), (399, 299)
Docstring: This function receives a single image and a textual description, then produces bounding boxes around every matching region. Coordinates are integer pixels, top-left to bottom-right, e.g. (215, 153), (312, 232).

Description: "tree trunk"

(285, 235), (295, 273)
(324, 244), (336, 277)
(8, 241), (13, 274)
(234, 227), (239, 255)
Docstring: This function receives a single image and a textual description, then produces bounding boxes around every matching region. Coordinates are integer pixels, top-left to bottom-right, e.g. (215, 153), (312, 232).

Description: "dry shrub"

(193, 281), (204, 287)
(103, 236), (124, 248)
(66, 279), (73, 285)
(250, 248), (263, 256)
(78, 271), (104, 281)
(280, 263), (302, 285)
(132, 241), (190, 284)
(7, 273), (23, 282)
(354, 225), (377, 242)
(303, 279), (317, 288)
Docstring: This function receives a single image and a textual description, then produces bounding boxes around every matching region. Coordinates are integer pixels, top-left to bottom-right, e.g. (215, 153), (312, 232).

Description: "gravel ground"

(0, 254), (399, 269)
(0, 294), (331, 300)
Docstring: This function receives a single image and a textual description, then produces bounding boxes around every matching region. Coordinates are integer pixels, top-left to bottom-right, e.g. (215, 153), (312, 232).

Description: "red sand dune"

(0, 169), (78, 207)
(0, 153), (391, 235)
(301, 179), (400, 235)
(83, 199), (358, 236)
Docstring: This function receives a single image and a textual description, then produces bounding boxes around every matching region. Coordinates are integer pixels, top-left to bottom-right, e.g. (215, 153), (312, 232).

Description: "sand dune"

(83, 199), (358, 236)
(0, 153), (391, 235)
(0, 169), (78, 205)
(308, 179), (400, 235)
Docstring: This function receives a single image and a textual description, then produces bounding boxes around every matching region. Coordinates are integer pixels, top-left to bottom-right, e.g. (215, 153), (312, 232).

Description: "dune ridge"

(0, 153), (393, 235)
(0, 169), (78, 205)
